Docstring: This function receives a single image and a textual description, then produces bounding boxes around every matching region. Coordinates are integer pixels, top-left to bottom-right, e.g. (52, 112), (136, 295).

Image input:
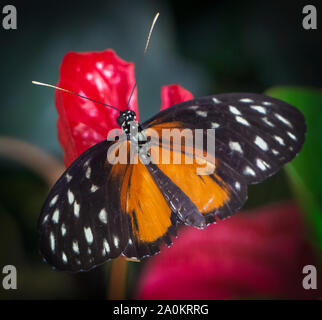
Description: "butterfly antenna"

(32, 81), (122, 112)
(125, 12), (160, 111)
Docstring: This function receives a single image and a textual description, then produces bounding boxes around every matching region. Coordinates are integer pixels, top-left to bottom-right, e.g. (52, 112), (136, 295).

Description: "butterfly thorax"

(117, 110), (137, 134)
(117, 110), (147, 148)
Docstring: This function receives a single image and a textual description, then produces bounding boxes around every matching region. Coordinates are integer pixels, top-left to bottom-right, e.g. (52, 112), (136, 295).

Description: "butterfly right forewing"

(38, 139), (130, 272)
(142, 93), (306, 221)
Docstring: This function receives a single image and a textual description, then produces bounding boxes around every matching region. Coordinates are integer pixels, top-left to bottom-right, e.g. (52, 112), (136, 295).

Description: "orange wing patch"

(108, 139), (173, 243)
(156, 158), (230, 214)
(109, 124), (228, 242)
(125, 161), (172, 242)
(146, 128), (230, 214)
(113, 161), (172, 243)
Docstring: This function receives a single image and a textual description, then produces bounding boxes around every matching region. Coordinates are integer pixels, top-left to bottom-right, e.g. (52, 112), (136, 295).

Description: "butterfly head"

(117, 110), (137, 134)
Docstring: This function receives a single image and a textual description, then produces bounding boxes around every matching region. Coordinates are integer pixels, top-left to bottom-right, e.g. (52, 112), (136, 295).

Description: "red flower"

(55, 49), (193, 166)
(137, 202), (321, 299)
(160, 84), (194, 111)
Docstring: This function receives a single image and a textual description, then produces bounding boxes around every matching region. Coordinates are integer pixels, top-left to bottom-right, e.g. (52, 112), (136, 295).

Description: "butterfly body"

(38, 93), (306, 272)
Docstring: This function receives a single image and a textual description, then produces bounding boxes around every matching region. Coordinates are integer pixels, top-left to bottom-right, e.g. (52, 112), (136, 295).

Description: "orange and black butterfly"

(38, 92), (306, 272)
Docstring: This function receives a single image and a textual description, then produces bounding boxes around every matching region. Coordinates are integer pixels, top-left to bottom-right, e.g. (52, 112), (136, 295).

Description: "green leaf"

(266, 87), (322, 249)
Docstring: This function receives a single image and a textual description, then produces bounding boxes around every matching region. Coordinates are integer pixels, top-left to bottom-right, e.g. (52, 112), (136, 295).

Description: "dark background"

(0, 0), (321, 299)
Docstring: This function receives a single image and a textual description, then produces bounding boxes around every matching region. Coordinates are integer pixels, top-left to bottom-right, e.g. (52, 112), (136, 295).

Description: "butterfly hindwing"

(119, 160), (177, 260)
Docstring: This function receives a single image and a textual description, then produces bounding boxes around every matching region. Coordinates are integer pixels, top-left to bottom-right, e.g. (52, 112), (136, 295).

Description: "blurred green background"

(0, 0), (321, 299)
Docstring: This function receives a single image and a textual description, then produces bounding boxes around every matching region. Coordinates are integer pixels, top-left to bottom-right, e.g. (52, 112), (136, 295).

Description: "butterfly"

(38, 91), (306, 272)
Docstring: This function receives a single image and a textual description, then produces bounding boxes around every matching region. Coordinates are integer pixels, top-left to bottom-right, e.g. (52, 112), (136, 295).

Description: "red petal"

(137, 202), (321, 300)
(56, 50), (138, 167)
(160, 84), (194, 110)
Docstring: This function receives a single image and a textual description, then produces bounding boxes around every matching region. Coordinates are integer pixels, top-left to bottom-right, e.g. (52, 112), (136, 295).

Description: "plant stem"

(0, 137), (65, 187)
(108, 257), (128, 299)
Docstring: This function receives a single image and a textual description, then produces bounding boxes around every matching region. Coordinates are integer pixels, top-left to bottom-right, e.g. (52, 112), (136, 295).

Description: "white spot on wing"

(67, 189), (74, 204)
(43, 215), (49, 223)
(229, 105), (241, 115)
(272, 149), (279, 155)
(50, 232), (55, 252)
(274, 113), (292, 128)
(262, 101), (272, 106)
(256, 158), (267, 171)
(212, 97), (221, 104)
(49, 195), (58, 207)
(254, 136), (268, 151)
(239, 98), (253, 103)
(114, 236), (119, 248)
(91, 185), (99, 193)
(98, 208), (108, 224)
(61, 223), (66, 236)
(189, 105), (198, 110)
(251, 105), (266, 114)
(52, 209), (60, 224)
(235, 182), (241, 190)
(287, 131), (297, 141)
(229, 141), (243, 153)
(243, 166), (256, 176)
(62, 252), (68, 263)
(84, 227), (93, 244)
(85, 166), (91, 179)
(274, 135), (285, 146)
(196, 110), (207, 117)
(66, 173), (72, 183)
(211, 122), (220, 129)
(262, 117), (275, 127)
(103, 239), (110, 254)
(74, 201), (80, 217)
(73, 241), (80, 254)
(84, 159), (90, 167)
(235, 116), (250, 126)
